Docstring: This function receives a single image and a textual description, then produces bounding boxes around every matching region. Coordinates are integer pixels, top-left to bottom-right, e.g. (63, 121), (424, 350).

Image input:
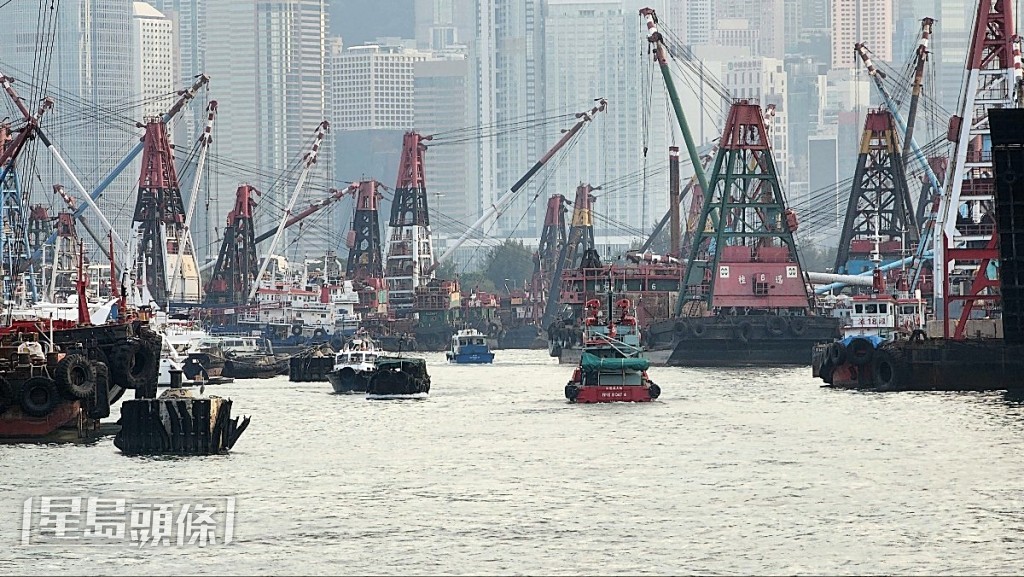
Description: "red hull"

(0, 402), (81, 438)
(571, 384), (654, 403)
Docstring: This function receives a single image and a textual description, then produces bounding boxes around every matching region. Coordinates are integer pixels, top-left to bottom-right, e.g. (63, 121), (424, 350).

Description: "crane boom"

(253, 183), (358, 244)
(166, 100), (217, 294)
(429, 98), (608, 273)
(28, 74), (211, 265)
(639, 8), (710, 195)
(902, 18), (934, 158)
(247, 121), (330, 302)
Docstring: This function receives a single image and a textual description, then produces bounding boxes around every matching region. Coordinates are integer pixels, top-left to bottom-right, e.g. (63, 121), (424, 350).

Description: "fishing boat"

(326, 335), (381, 393)
(365, 356), (430, 399)
(446, 328), (494, 364)
(186, 335), (287, 380)
(565, 296), (661, 403)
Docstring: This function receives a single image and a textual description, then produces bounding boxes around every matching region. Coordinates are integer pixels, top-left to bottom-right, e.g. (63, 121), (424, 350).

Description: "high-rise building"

(541, 0), (673, 246)
(414, 0), (475, 50)
(723, 58), (790, 188)
(831, 0), (893, 68)
(932, 0), (973, 113)
(150, 0), (208, 145)
(715, 0), (785, 59)
(334, 44), (432, 131)
(473, 0), (544, 238)
(0, 1), (138, 246)
(203, 0), (331, 265)
(414, 55), (476, 235)
(132, 3), (176, 119)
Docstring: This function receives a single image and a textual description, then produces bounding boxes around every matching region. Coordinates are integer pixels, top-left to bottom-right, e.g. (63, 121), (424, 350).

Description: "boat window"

(475, 338), (485, 345)
(865, 304), (877, 314)
(854, 304), (863, 313)
(878, 304), (887, 314)
(366, 354), (376, 362)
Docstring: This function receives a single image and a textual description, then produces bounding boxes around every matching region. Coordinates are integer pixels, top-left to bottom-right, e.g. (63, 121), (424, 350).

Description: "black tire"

(828, 341), (847, 366)
(291, 325), (303, 337)
(111, 342), (159, 391)
(648, 383), (661, 399)
(691, 320), (707, 337)
(564, 383), (579, 402)
(847, 338), (874, 366)
(54, 353), (96, 400)
(790, 316), (808, 336)
(872, 348), (908, 390)
(0, 376), (13, 415)
(737, 321), (753, 343)
(339, 366), (356, 385)
(674, 320), (689, 337)
(313, 328), (327, 339)
(20, 376), (59, 418)
(767, 315), (787, 336)
(489, 323), (500, 335)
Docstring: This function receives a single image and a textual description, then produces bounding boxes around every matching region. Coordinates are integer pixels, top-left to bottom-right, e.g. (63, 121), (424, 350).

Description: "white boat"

(326, 335), (381, 394)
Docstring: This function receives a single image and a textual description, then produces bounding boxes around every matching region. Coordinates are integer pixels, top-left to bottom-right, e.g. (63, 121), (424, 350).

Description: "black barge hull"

(814, 338), (1024, 391)
(654, 315), (841, 367)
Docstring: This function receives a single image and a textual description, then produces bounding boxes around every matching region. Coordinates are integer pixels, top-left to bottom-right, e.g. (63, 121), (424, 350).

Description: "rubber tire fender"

(54, 353), (97, 400)
(565, 383), (580, 402)
(766, 315), (787, 336)
(691, 320), (707, 337)
(828, 341), (847, 366)
(736, 321), (753, 343)
(648, 383), (661, 399)
(847, 338), (874, 367)
(789, 316), (807, 336)
(20, 376), (60, 418)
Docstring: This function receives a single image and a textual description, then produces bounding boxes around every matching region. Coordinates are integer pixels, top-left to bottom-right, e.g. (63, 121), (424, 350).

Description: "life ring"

(766, 315), (787, 336)
(564, 383), (580, 402)
(648, 383), (661, 399)
(691, 321), (707, 337)
(847, 338), (874, 366)
(0, 376), (12, 415)
(20, 376), (59, 418)
(313, 328), (327, 339)
(789, 316), (808, 336)
(828, 341), (847, 366)
(54, 353), (97, 400)
(737, 321), (753, 343)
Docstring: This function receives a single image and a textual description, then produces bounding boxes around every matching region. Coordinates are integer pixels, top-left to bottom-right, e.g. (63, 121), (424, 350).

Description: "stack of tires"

(109, 337), (161, 400)
(0, 354), (110, 420)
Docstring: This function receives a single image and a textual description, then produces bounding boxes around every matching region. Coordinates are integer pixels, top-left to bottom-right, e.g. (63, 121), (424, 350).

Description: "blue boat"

(446, 329), (495, 364)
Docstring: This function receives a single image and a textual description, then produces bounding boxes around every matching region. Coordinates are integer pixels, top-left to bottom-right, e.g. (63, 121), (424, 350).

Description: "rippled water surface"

(4, 349), (1024, 575)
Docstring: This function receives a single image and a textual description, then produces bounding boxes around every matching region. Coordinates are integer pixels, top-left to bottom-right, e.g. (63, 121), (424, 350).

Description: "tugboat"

(446, 328), (495, 364)
(326, 334), (381, 393)
(365, 356), (431, 399)
(813, 269), (928, 390)
(564, 296), (661, 403)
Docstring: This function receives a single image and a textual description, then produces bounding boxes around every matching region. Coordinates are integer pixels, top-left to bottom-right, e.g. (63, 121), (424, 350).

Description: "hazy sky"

(331, 0), (415, 46)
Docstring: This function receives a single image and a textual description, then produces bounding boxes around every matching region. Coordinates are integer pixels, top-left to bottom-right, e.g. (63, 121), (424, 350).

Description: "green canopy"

(581, 351), (649, 372)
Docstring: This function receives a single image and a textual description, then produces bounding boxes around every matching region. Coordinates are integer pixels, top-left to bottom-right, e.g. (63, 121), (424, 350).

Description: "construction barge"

(812, 0), (1024, 394)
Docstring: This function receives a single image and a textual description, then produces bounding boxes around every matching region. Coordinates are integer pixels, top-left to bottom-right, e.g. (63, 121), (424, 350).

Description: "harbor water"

(3, 349), (1024, 574)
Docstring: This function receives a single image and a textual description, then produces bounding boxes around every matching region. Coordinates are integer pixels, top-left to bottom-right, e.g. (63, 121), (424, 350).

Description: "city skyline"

(0, 0), (985, 277)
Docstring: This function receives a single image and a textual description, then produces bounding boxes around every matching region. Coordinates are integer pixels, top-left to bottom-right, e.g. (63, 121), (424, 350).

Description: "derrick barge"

(812, 102), (1024, 391)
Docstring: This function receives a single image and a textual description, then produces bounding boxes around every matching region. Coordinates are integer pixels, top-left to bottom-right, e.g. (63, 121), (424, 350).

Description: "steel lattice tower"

(133, 119), (201, 305)
(345, 180), (384, 282)
(204, 185), (259, 306)
(680, 100), (810, 313)
(834, 110), (919, 275)
(385, 132), (435, 316)
(531, 194), (567, 321)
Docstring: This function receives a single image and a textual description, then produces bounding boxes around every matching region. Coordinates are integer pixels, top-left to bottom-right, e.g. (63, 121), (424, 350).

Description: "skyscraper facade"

(831, 0), (893, 68)
(132, 2), (176, 119)
(0, 1), (138, 245)
(541, 0), (673, 246)
(203, 0), (331, 264)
